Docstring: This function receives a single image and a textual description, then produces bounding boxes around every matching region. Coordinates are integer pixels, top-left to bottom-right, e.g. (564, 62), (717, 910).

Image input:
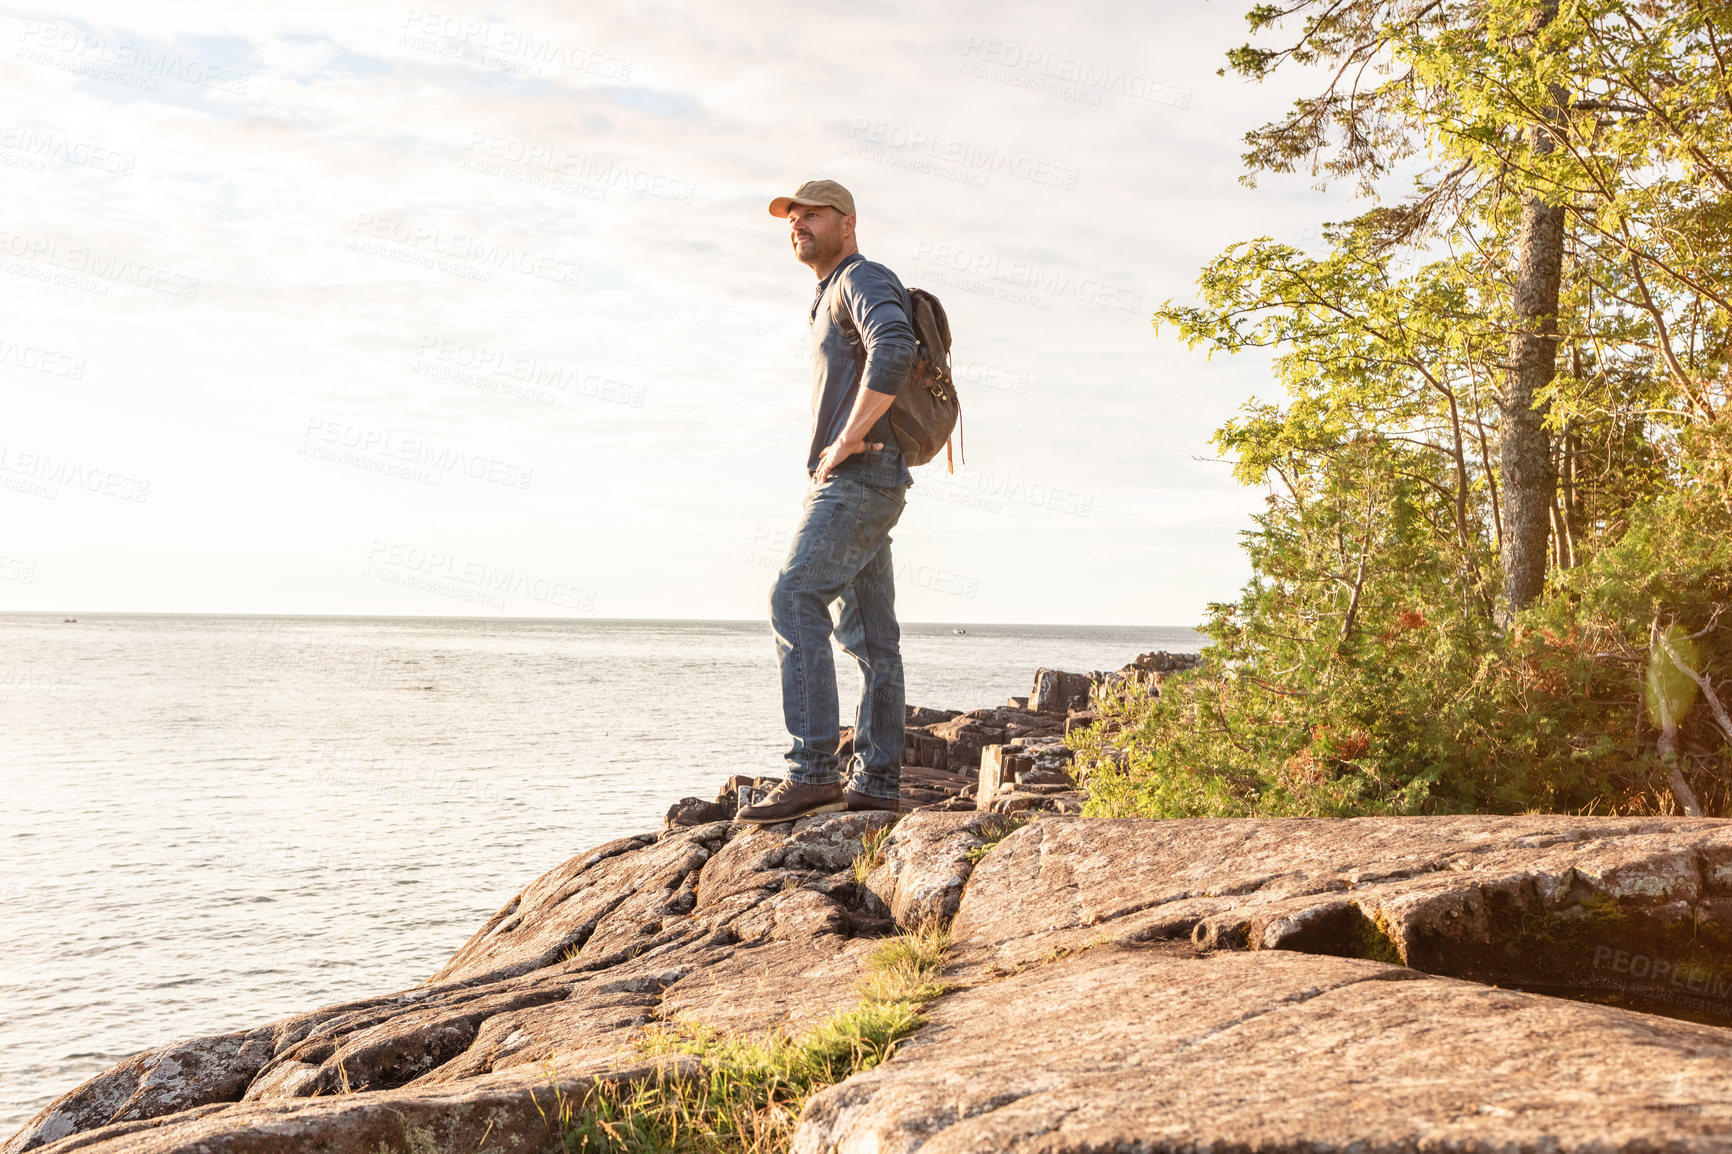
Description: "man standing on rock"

(738, 180), (916, 826)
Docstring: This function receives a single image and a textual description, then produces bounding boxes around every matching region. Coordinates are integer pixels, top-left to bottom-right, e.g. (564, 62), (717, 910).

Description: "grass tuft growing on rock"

(553, 923), (949, 1153)
(856, 920), (950, 1006)
(850, 822), (897, 886)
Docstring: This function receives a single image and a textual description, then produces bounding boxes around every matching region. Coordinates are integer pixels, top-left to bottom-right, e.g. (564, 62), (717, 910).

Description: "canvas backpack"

(834, 286), (962, 471)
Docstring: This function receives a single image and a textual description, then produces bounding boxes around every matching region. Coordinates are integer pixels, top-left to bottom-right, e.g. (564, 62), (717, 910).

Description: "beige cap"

(768, 179), (855, 218)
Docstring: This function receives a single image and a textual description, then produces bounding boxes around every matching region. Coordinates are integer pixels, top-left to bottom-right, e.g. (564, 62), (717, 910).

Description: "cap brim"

(769, 196), (849, 217)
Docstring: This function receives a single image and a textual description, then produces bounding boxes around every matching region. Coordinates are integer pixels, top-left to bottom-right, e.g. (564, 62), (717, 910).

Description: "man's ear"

(842, 214), (857, 240)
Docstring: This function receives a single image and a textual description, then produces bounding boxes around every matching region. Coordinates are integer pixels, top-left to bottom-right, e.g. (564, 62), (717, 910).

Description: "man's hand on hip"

(815, 434), (883, 483)
(816, 379), (897, 482)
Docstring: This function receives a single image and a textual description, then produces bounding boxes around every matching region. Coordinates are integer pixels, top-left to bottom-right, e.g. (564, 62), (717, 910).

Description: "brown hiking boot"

(736, 779), (846, 825)
(844, 789), (901, 813)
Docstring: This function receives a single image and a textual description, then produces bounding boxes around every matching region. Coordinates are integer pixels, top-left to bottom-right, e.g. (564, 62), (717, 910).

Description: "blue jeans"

(770, 469), (907, 799)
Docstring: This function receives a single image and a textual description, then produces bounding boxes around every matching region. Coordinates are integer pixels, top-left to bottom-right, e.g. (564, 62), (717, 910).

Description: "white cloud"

(0, 0), (1360, 624)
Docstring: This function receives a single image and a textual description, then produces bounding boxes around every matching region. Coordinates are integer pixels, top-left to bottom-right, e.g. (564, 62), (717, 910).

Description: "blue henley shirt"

(806, 252), (916, 488)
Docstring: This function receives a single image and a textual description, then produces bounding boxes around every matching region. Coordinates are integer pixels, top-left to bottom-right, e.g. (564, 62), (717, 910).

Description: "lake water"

(0, 613), (1200, 1132)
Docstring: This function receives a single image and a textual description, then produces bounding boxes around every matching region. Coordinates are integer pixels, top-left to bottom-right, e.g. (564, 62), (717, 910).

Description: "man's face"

(788, 204), (852, 268)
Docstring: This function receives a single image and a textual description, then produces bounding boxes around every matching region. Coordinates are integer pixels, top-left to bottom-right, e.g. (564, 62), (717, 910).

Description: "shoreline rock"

(661, 650), (1203, 831)
(17, 649), (1732, 1154)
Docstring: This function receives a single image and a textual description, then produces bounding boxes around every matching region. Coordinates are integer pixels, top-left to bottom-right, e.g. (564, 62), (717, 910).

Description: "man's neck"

(808, 244), (859, 282)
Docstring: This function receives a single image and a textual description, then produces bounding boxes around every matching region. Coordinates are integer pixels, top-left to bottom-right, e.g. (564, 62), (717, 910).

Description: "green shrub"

(1079, 490), (1732, 819)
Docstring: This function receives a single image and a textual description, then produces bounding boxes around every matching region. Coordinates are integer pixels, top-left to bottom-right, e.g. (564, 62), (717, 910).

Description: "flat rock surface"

(796, 944), (1732, 1154)
(953, 816), (1732, 996)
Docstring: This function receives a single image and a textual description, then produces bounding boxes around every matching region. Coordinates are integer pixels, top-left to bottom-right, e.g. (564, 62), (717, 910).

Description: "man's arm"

(815, 386), (895, 482)
(815, 266), (916, 482)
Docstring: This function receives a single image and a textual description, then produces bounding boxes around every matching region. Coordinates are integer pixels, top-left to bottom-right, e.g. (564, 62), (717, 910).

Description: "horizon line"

(0, 609), (1205, 631)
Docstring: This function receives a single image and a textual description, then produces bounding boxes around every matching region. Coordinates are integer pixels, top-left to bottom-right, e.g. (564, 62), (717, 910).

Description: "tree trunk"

(1652, 626), (1706, 818)
(1498, 122), (1566, 620)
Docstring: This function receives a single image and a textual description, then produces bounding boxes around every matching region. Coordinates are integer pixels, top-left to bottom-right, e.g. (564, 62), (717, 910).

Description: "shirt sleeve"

(839, 263), (916, 396)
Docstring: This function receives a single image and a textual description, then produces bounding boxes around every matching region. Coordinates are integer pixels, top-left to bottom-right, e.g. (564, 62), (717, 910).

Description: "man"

(738, 180), (916, 825)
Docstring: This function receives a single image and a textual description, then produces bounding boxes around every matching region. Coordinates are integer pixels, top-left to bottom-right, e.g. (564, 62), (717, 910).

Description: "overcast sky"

(0, 0), (1358, 625)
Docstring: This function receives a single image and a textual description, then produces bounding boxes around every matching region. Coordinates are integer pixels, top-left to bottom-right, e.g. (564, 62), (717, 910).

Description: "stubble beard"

(795, 230), (842, 270)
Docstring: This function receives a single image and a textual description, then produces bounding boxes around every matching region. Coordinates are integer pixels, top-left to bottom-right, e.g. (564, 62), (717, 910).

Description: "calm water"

(0, 613), (1199, 1131)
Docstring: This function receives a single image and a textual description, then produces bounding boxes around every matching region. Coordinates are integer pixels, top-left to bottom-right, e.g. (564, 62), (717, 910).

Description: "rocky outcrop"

(863, 811), (1003, 928)
(795, 814), (1732, 1152)
(795, 945), (1732, 1154)
(16, 810), (1732, 1153)
(3, 813), (895, 1154)
(662, 652), (1200, 831)
(18, 639), (1732, 1154)
(2, 1030), (278, 1149)
(948, 814), (1732, 1004)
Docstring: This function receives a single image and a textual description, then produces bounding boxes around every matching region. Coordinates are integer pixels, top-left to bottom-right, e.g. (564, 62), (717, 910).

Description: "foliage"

(1113, 0), (1732, 817)
(552, 923), (950, 1153)
(1080, 484), (1732, 819)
